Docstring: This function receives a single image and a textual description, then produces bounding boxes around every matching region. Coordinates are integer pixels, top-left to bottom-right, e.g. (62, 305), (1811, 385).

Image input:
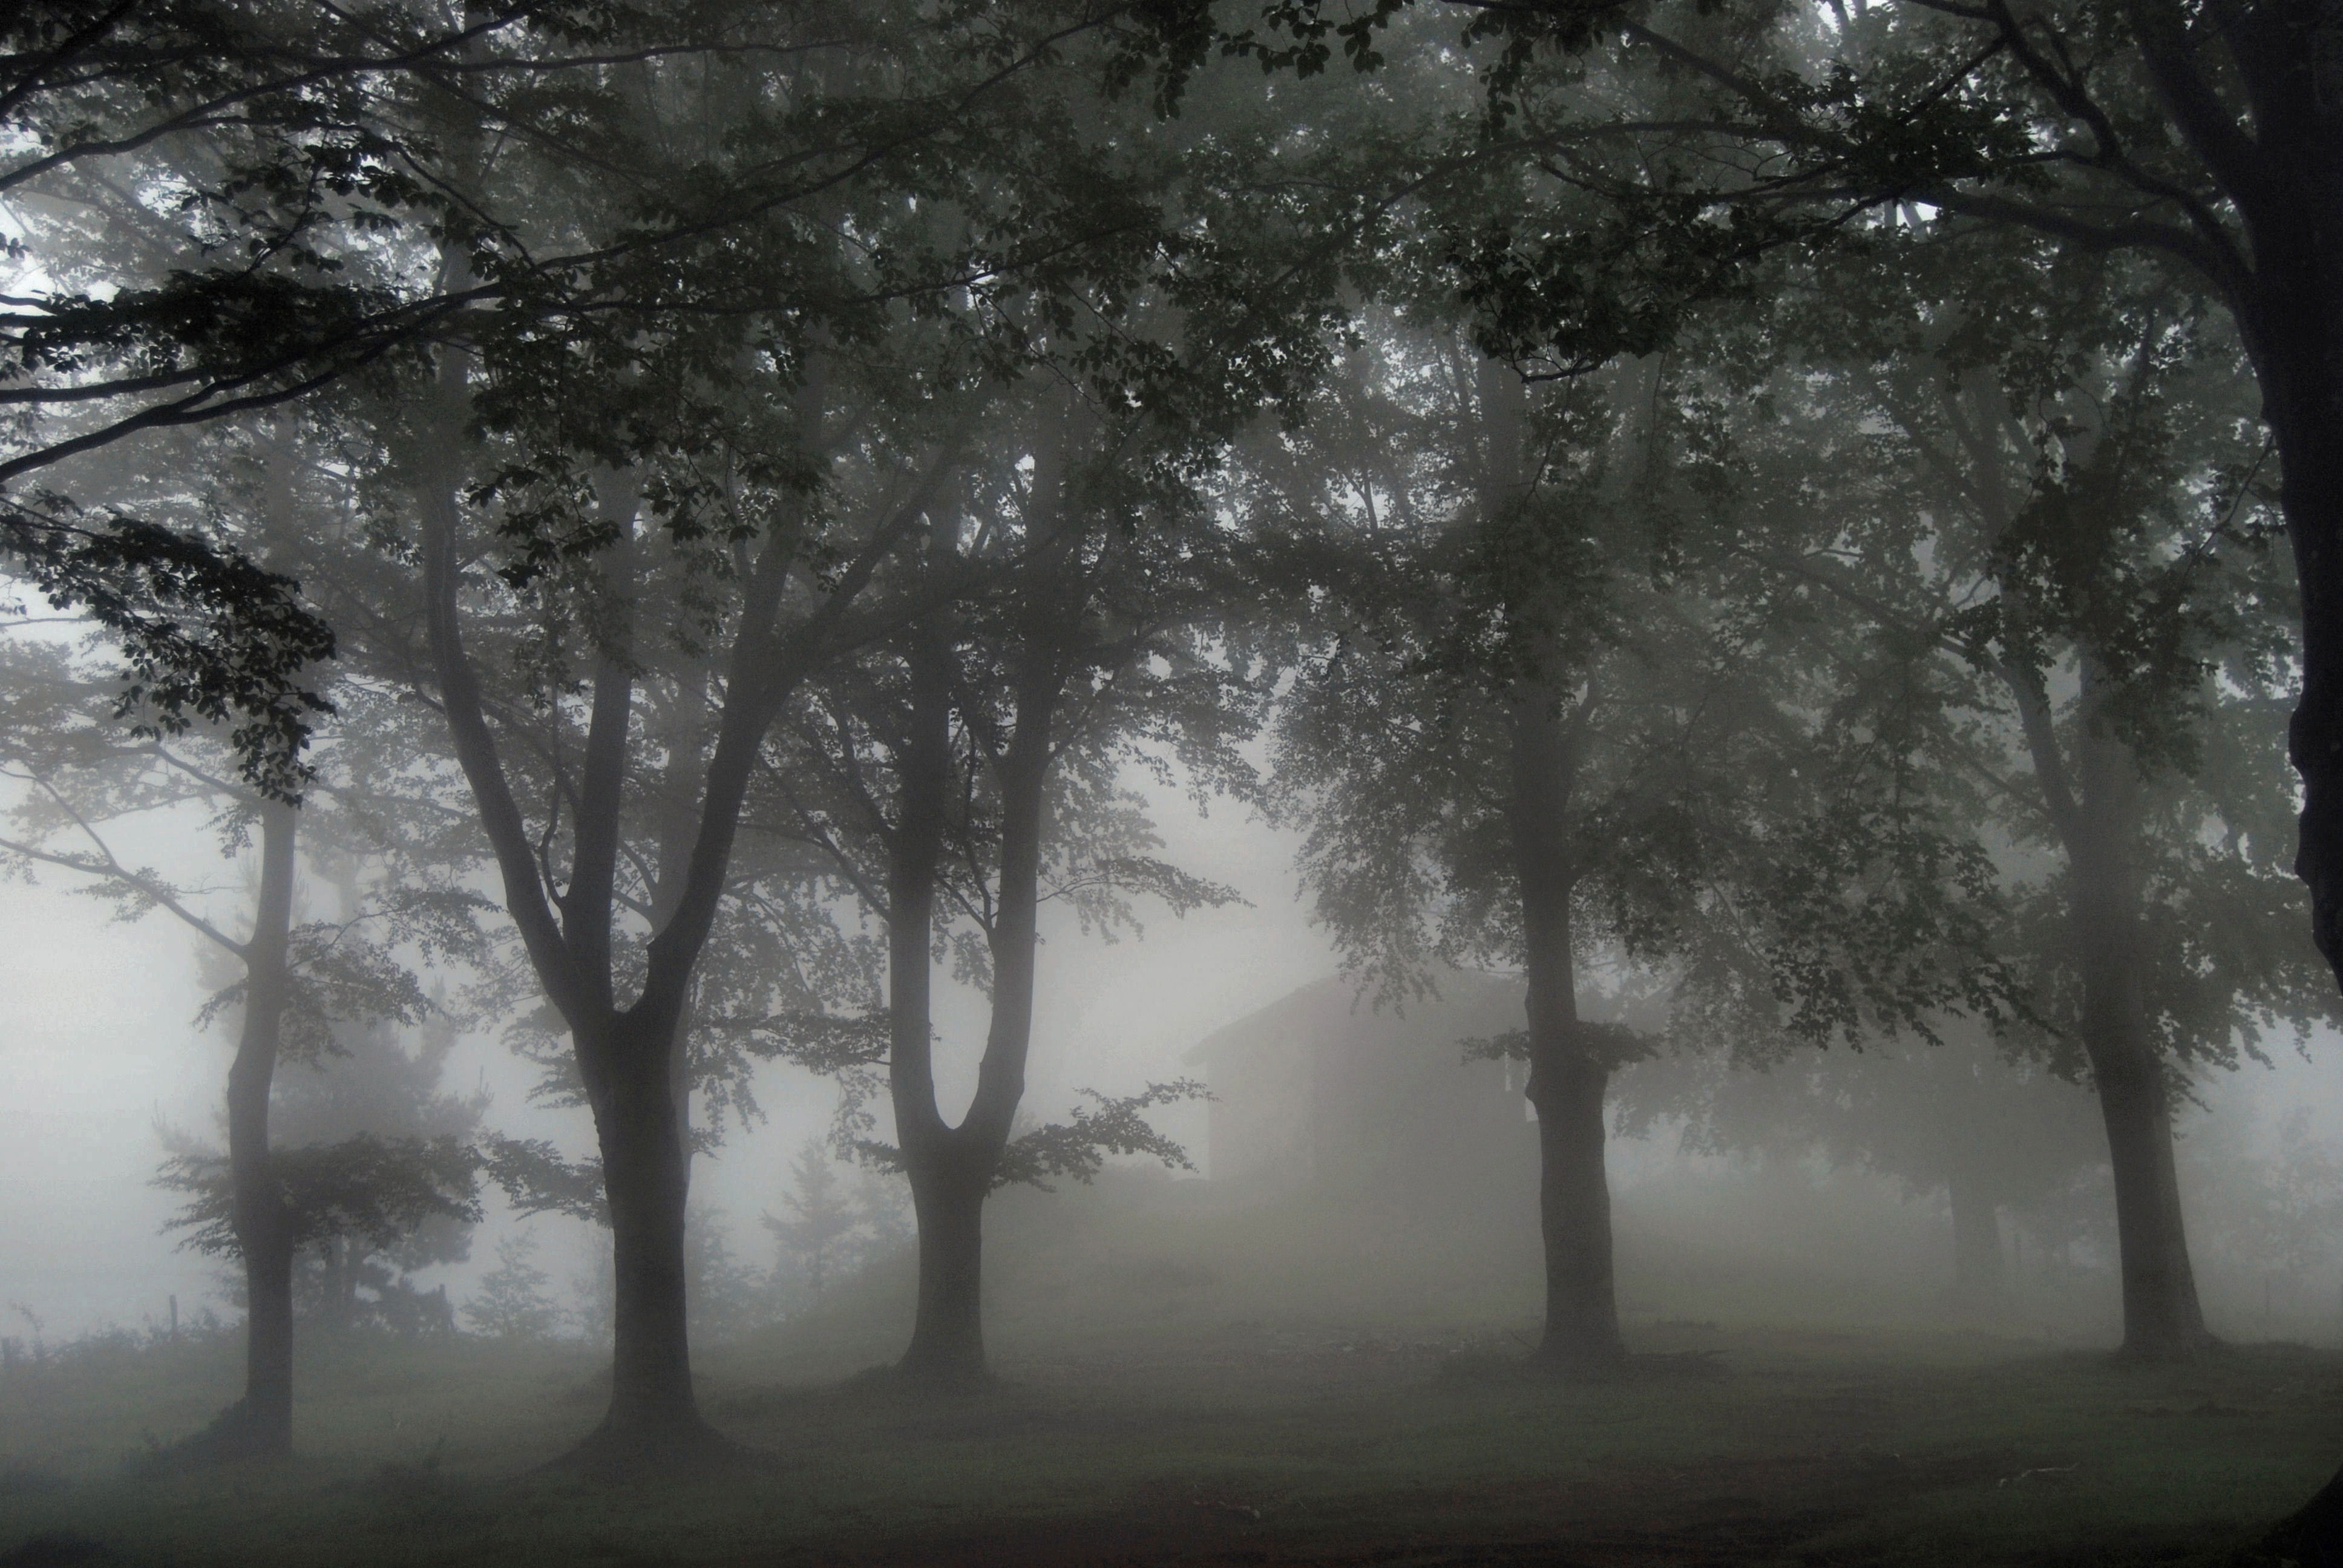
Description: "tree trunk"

(1509, 667), (1620, 1369)
(1529, 1047), (1622, 1363)
(2271, 352), (2343, 988)
(2068, 702), (2211, 1360)
(2086, 1028), (2208, 1357)
(1483, 357), (1625, 1370)
(886, 457), (1073, 1390)
(885, 615), (983, 1387)
(571, 1016), (715, 1464)
(1947, 1166), (2005, 1298)
(2264, 352), (2343, 1565)
(899, 1166), (988, 1385)
(215, 799), (300, 1459)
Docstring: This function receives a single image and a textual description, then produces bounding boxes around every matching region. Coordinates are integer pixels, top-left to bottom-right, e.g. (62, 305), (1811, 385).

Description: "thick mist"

(7, 2), (2343, 1565)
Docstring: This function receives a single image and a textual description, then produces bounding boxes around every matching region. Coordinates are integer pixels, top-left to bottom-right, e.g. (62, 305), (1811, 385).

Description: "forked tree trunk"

(887, 480), (1073, 1390)
(886, 635), (1062, 1390)
(217, 799), (300, 1458)
(1947, 1166), (2005, 1298)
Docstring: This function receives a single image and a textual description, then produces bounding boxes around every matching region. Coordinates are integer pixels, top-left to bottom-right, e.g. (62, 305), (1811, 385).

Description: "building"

(1183, 970), (1538, 1212)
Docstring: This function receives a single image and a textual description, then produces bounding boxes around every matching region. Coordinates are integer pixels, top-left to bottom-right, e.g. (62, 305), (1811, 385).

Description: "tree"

(1618, 1018), (2106, 1299)
(0, 638), (491, 1457)
(465, 1232), (566, 1341)
(1754, 227), (2337, 1356)
(769, 384), (1248, 1387)
(291, 2), (1248, 1459)
(1247, 302), (2017, 1367)
(765, 1142), (861, 1307)
(163, 1003), (491, 1338)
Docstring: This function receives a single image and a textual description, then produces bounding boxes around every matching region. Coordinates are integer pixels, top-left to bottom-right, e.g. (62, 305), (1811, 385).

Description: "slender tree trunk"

(1964, 367), (2214, 1359)
(217, 799), (300, 1457)
(2067, 697), (2211, 1360)
(885, 617), (976, 1385)
(1510, 693), (1622, 1369)
(1480, 357), (1624, 1369)
(1947, 1166), (2005, 1298)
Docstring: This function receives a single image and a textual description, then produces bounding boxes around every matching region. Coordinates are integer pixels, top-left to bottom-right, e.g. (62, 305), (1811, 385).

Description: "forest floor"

(0, 1316), (2336, 1566)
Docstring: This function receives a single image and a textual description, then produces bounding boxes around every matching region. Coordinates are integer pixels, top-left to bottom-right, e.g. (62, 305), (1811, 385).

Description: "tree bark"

(1481, 359), (1625, 1369)
(900, 1165), (989, 1383)
(217, 799), (300, 1458)
(577, 1016), (705, 1455)
(1510, 690), (1624, 1368)
(2066, 693), (2212, 1360)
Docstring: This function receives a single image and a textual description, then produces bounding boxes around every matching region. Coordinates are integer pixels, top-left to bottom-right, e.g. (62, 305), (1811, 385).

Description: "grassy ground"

(2, 1315), (2337, 1566)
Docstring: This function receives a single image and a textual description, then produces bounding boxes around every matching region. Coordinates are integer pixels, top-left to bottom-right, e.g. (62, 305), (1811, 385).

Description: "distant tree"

(0, 629), (492, 1457)
(765, 1143), (860, 1307)
(1617, 1019), (2106, 1300)
(464, 1232), (565, 1342)
(162, 1005), (491, 1337)
(683, 1205), (776, 1347)
(2184, 1102), (2343, 1330)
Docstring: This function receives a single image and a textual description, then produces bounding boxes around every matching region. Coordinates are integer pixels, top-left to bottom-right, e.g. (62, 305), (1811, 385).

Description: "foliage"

(157, 1134), (483, 1261)
(461, 1233), (565, 1342)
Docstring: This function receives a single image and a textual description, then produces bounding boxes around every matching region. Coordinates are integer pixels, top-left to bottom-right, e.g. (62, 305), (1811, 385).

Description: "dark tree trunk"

(215, 799), (300, 1459)
(582, 1024), (706, 1457)
(2066, 704), (2210, 1360)
(884, 618), (975, 1386)
(2085, 1025), (2208, 1357)
(900, 1166), (989, 1384)
(1485, 360), (1624, 1370)
(886, 467), (1073, 1390)
(1529, 1046), (1621, 1363)
(2258, 241), (2343, 1568)
(419, 439), (739, 1469)
(2271, 358), (2343, 987)
(1947, 1167), (2005, 1298)
(886, 629), (1062, 1390)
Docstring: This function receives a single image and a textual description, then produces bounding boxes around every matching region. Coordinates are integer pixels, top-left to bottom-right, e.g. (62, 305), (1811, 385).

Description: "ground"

(2, 1317), (2337, 1566)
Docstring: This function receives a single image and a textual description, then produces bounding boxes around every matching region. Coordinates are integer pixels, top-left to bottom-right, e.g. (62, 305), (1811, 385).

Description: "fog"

(0, 777), (1339, 1335)
(8, 4), (2343, 1566)
(11, 774), (2343, 1348)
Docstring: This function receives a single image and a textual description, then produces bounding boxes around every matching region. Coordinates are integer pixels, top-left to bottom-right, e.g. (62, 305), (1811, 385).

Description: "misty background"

(11, 773), (2340, 1350)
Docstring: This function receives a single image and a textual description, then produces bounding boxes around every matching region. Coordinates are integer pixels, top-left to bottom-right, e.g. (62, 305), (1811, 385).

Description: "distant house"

(1182, 971), (1538, 1210)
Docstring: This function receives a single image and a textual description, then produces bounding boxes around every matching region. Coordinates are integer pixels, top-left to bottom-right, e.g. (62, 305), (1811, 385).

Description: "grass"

(1, 1316), (2336, 1565)
(2, 1178), (2333, 1564)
